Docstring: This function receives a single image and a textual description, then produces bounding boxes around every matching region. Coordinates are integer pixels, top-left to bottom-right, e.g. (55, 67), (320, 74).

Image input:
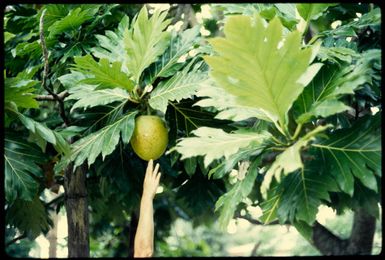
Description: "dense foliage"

(4, 3), (381, 256)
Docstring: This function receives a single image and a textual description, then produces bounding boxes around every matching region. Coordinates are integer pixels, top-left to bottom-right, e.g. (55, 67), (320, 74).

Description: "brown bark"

(64, 163), (89, 257)
(312, 208), (376, 255)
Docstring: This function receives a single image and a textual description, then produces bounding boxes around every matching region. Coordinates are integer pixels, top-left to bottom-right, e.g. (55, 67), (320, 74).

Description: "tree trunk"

(312, 207), (376, 255)
(47, 211), (59, 258)
(64, 163), (89, 257)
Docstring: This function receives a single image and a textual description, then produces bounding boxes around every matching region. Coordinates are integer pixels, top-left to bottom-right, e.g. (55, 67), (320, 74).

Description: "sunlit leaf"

(149, 61), (207, 114)
(55, 111), (138, 172)
(296, 3), (337, 21)
(175, 127), (271, 167)
(204, 14), (321, 126)
(91, 15), (130, 74)
(123, 6), (171, 82)
(67, 85), (130, 113)
(146, 25), (201, 84)
(72, 55), (135, 91)
(194, 79), (271, 122)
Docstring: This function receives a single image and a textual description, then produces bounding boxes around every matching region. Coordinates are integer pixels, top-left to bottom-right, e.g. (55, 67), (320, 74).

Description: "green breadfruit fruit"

(130, 115), (168, 161)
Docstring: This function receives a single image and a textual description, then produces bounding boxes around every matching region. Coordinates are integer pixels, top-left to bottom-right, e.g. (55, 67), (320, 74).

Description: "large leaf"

(5, 107), (70, 155)
(260, 124), (331, 199)
(13, 36), (56, 60)
(67, 85), (130, 113)
(167, 100), (232, 176)
(145, 25), (201, 84)
(41, 4), (69, 30)
(72, 55), (135, 91)
(204, 14), (321, 127)
(317, 46), (360, 64)
(276, 166), (339, 225)
(6, 196), (52, 239)
(259, 180), (282, 224)
(4, 133), (47, 203)
(167, 100), (232, 144)
(311, 114), (381, 196)
(296, 4), (337, 22)
(60, 70), (128, 135)
(174, 127), (271, 167)
(18, 113), (70, 155)
(72, 103), (126, 136)
(295, 51), (380, 123)
(215, 159), (259, 230)
(57, 70), (88, 90)
(123, 6), (171, 83)
(194, 79), (271, 122)
(149, 61), (207, 114)
(208, 143), (263, 180)
(55, 111), (138, 172)
(91, 15), (130, 74)
(47, 5), (99, 38)
(4, 77), (39, 109)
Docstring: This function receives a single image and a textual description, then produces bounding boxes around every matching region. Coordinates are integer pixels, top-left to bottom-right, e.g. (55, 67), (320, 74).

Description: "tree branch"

(45, 193), (65, 210)
(312, 207), (377, 255)
(35, 90), (69, 101)
(347, 208), (376, 254)
(39, 9), (70, 126)
(234, 212), (281, 225)
(312, 221), (349, 255)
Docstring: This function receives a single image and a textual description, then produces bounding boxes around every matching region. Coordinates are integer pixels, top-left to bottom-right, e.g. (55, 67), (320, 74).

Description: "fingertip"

(154, 162), (160, 169)
(148, 159), (153, 167)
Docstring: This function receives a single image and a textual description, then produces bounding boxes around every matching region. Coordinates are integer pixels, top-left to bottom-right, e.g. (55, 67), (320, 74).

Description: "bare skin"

(134, 159), (161, 258)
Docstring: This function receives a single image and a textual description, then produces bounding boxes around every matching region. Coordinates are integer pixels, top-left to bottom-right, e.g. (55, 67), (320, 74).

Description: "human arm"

(134, 159), (161, 257)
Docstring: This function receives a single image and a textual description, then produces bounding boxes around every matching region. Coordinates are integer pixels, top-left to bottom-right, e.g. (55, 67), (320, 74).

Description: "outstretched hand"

(142, 159), (161, 200)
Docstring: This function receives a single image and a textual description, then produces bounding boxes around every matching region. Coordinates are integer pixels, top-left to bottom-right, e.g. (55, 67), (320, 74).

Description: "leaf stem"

(292, 123), (303, 140)
(270, 135), (285, 146)
(147, 105), (151, 115)
(127, 95), (139, 104)
(267, 146), (286, 151)
(274, 120), (288, 138)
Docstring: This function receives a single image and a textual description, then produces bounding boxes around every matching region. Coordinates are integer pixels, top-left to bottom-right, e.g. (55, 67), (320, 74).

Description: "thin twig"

(6, 233), (27, 247)
(45, 193), (65, 209)
(39, 9), (70, 126)
(35, 90), (69, 101)
(234, 212), (281, 225)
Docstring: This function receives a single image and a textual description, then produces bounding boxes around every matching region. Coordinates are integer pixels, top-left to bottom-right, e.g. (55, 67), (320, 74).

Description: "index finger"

(146, 159), (154, 175)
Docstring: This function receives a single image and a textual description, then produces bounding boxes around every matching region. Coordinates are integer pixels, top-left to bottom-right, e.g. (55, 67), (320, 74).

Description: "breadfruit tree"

(4, 3), (381, 257)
